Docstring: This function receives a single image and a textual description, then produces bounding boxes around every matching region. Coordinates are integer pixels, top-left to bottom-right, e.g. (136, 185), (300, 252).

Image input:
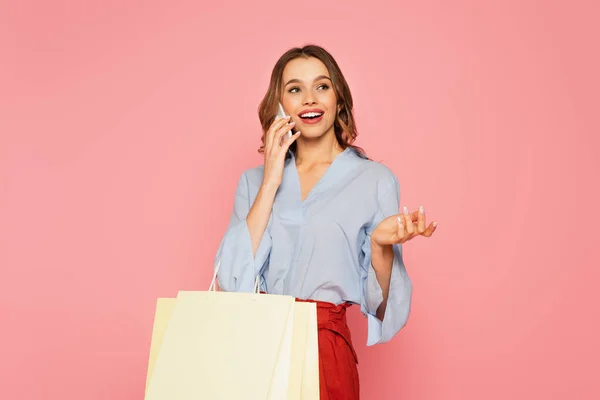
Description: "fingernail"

(285, 115), (291, 119)
(289, 121), (295, 125)
(419, 205), (424, 214)
(397, 216), (403, 225)
(433, 221), (438, 227)
(403, 206), (409, 215)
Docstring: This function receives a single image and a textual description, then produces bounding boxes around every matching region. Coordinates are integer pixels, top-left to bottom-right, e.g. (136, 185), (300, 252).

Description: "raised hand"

(370, 206), (437, 246)
(262, 116), (301, 189)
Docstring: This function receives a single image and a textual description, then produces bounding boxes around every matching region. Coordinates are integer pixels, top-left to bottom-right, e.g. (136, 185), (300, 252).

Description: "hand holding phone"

(276, 102), (293, 139)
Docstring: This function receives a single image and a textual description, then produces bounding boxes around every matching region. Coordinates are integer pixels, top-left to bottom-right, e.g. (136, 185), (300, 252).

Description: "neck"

(295, 130), (344, 165)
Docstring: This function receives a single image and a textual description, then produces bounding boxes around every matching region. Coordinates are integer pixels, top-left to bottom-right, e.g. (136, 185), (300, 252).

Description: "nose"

(302, 90), (317, 106)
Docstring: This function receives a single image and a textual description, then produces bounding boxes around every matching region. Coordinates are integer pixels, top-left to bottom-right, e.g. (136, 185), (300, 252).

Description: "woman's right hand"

(246, 116), (299, 256)
(262, 115), (301, 189)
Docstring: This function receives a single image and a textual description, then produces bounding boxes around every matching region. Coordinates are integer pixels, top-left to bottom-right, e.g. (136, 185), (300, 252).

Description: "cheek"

(323, 91), (337, 108)
(324, 92), (337, 119)
(316, 91), (337, 116)
(281, 95), (298, 110)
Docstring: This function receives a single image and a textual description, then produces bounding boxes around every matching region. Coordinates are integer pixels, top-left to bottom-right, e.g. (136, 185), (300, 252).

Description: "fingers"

(402, 206), (415, 238)
(409, 210), (419, 222)
(281, 130), (301, 151)
(396, 216), (405, 241)
(394, 207), (437, 244)
(274, 119), (295, 147)
(266, 116), (291, 151)
(422, 221), (438, 237)
(417, 206), (426, 234)
(398, 206), (437, 242)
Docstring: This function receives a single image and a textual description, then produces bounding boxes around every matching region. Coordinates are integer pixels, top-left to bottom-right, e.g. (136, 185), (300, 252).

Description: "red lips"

(297, 108), (324, 117)
(297, 109), (325, 125)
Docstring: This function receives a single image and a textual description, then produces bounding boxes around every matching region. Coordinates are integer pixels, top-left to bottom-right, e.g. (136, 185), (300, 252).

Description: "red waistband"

(294, 298), (352, 329)
(294, 298), (358, 364)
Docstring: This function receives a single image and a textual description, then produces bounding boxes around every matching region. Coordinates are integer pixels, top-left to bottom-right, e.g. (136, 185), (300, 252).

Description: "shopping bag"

(145, 298), (176, 393)
(301, 302), (319, 399)
(144, 263), (320, 399)
(287, 300), (319, 400)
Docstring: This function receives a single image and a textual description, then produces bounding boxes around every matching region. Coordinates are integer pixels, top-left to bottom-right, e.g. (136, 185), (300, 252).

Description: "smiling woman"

(215, 44), (438, 399)
(257, 45), (364, 158)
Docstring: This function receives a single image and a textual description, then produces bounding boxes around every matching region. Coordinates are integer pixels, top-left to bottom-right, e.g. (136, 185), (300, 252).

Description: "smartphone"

(276, 102), (293, 139)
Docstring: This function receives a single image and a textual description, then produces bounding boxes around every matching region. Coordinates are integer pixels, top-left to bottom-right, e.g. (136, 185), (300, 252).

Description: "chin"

(299, 123), (336, 140)
(300, 129), (327, 139)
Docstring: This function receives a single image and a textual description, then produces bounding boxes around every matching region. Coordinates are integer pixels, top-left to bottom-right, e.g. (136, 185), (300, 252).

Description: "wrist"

(259, 181), (279, 197)
(371, 248), (393, 275)
(370, 236), (389, 251)
(370, 239), (393, 259)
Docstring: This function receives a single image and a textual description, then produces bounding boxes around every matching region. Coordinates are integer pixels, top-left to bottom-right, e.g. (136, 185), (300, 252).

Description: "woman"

(214, 44), (437, 399)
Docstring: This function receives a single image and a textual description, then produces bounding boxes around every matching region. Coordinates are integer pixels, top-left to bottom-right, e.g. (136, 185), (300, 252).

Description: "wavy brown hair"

(257, 44), (367, 158)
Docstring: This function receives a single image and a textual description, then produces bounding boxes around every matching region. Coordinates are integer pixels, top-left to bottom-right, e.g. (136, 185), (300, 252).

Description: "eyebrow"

(284, 75), (331, 87)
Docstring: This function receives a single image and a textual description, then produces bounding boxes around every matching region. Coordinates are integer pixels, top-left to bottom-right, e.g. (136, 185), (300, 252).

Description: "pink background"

(1, 1), (599, 399)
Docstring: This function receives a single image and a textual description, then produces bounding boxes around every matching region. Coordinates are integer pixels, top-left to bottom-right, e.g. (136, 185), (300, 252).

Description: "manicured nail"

(419, 205), (424, 214)
(433, 221), (438, 227)
(403, 206), (409, 215)
(397, 216), (403, 224)
(289, 121), (295, 125)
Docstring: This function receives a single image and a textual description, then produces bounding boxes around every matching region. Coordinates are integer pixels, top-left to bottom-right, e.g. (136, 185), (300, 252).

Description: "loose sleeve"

(214, 172), (272, 292)
(359, 174), (412, 346)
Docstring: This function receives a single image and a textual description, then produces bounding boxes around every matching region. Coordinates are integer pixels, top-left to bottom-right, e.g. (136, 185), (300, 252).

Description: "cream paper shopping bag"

(146, 297), (323, 400)
(286, 302), (320, 400)
(301, 302), (319, 399)
(145, 298), (176, 394)
(145, 290), (296, 400)
(144, 260), (320, 400)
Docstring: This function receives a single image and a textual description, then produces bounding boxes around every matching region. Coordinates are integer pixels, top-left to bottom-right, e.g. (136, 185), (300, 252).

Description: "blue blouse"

(214, 147), (412, 345)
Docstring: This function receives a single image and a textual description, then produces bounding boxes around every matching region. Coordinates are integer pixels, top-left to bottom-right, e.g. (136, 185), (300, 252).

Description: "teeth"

(300, 112), (323, 118)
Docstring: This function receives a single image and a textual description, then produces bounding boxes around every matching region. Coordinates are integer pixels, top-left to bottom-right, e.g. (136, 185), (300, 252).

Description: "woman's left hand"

(370, 206), (437, 246)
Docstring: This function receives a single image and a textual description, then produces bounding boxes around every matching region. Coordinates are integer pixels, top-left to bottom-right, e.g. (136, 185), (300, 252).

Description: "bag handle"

(209, 259), (260, 294)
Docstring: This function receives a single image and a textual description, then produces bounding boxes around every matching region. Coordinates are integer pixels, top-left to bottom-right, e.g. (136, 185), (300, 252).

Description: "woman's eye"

(288, 84), (329, 93)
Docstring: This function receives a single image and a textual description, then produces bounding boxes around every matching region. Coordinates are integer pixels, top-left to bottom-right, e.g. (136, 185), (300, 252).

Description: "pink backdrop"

(1, 1), (599, 399)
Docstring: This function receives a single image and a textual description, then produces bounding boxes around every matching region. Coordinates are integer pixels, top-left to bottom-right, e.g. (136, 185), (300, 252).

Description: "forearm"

(246, 183), (278, 256)
(370, 240), (394, 320)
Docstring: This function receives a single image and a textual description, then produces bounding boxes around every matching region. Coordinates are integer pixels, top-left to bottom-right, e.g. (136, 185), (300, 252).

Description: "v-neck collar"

(282, 146), (355, 207)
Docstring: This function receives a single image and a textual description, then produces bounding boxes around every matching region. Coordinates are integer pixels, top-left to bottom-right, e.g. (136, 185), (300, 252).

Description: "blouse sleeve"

(359, 174), (413, 346)
(214, 171), (272, 292)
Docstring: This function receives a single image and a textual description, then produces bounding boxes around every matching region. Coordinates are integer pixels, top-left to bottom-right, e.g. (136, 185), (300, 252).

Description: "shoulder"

(240, 165), (265, 185)
(234, 165), (265, 198)
(348, 148), (400, 193)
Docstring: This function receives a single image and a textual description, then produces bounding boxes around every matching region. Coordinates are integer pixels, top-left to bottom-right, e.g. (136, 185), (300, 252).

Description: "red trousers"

(296, 298), (360, 400)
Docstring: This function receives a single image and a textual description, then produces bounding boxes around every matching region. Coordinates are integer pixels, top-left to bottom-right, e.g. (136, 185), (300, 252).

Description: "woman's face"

(280, 57), (337, 140)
